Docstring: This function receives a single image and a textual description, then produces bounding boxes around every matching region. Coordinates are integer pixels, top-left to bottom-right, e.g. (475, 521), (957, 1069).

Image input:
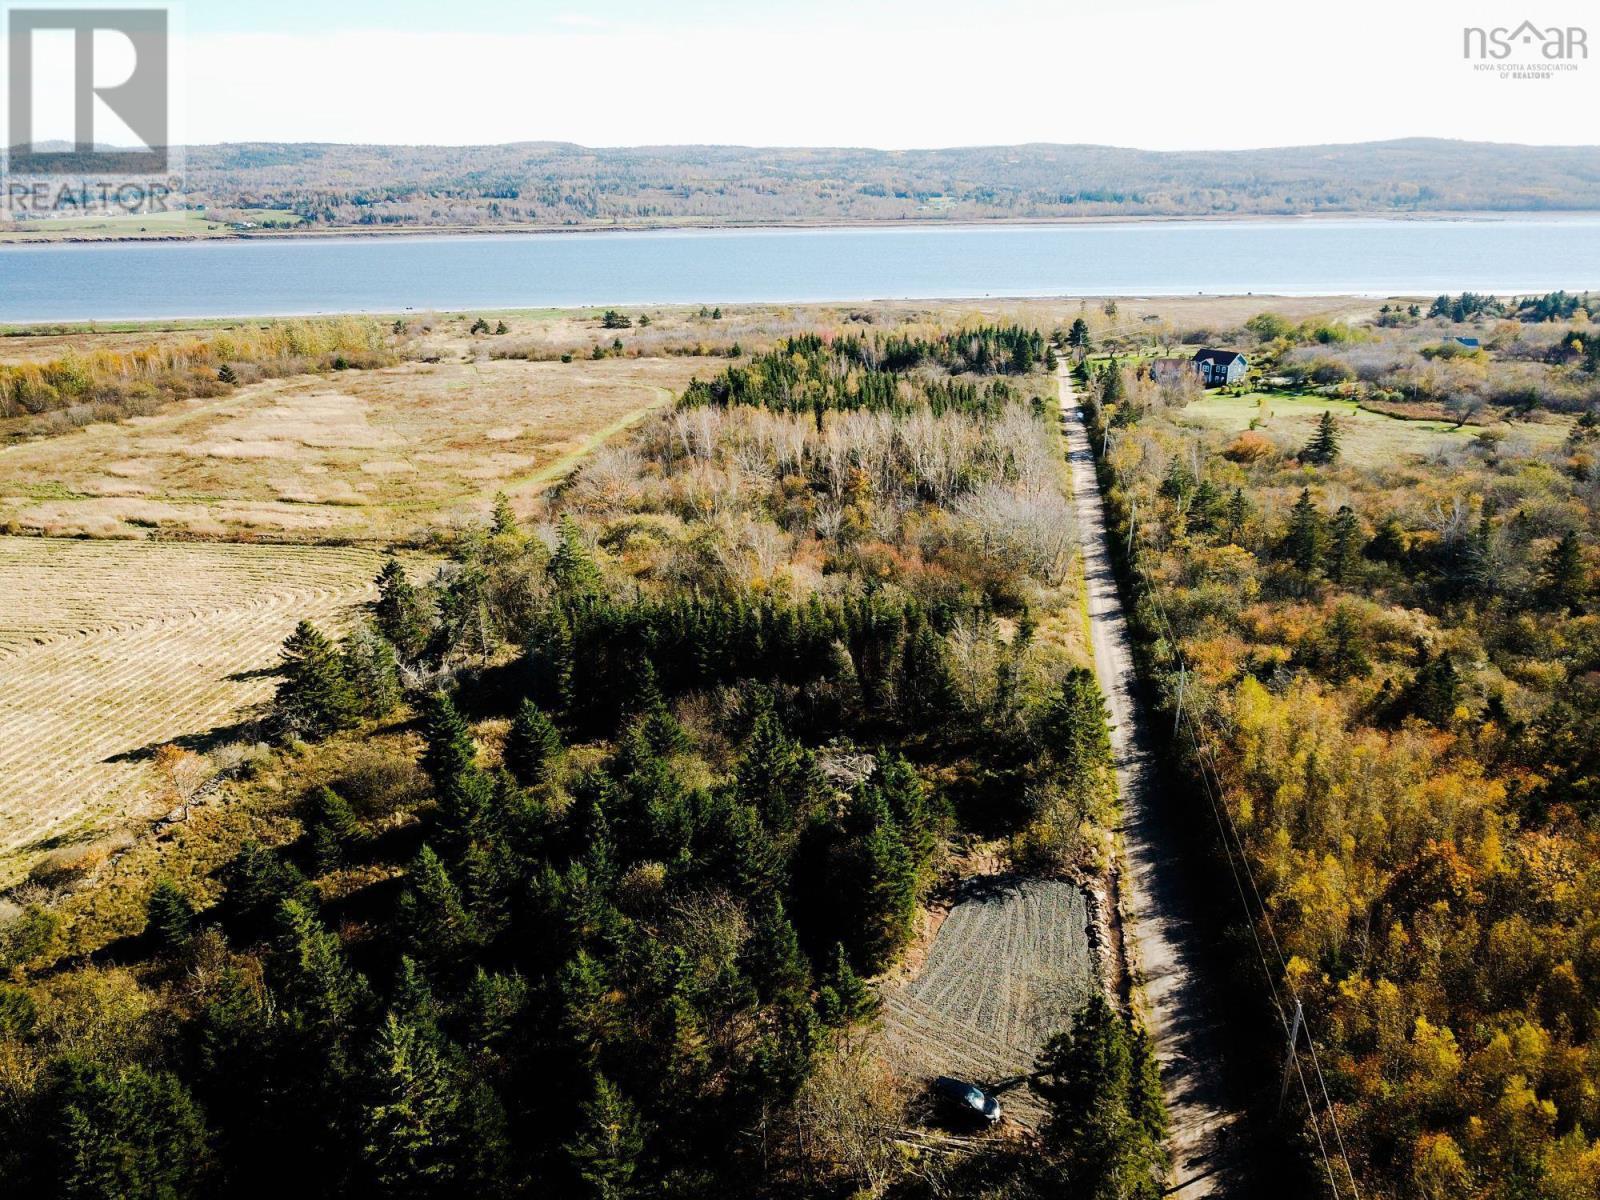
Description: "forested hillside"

(155, 140), (1600, 231)
(1080, 295), (1600, 1199)
(0, 326), (1166, 1198)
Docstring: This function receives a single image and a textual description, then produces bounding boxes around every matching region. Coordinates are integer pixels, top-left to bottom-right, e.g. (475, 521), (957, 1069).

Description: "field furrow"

(881, 877), (1097, 1129)
(0, 538), (383, 886)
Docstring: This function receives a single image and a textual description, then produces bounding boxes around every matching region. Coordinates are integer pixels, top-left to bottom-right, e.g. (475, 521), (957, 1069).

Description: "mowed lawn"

(0, 356), (707, 542)
(1180, 390), (1571, 462)
(0, 537), (386, 888)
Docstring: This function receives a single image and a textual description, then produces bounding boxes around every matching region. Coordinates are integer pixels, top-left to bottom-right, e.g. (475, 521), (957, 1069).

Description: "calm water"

(2, 216), (1599, 322)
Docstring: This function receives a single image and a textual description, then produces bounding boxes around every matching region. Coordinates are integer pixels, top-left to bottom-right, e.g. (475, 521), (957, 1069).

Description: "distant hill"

(30, 138), (1600, 231)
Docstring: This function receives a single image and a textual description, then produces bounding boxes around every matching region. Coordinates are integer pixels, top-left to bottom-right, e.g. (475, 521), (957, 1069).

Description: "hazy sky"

(11, 0), (1600, 149)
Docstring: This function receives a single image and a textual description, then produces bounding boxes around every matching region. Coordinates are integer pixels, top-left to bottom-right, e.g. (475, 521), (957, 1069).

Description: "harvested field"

(0, 537), (383, 887)
(881, 876), (1098, 1128)
(0, 356), (706, 542)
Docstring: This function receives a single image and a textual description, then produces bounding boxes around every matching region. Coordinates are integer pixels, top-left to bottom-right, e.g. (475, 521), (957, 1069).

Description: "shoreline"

(5, 207), (1600, 248)
(0, 293), (1440, 331)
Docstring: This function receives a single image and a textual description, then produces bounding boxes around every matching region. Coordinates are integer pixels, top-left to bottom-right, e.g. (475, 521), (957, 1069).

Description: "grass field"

(1179, 389), (1572, 462)
(0, 537), (385, 889)
(0, 356), (706, 541)
(0, 209), (304, 242)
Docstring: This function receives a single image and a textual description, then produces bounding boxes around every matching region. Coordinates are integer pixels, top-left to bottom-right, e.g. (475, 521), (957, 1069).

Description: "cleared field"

(0, 537), (383, 887)
(0, 356), (706, 541)
(881, 877), (1097, 1128)
(1180, 390), (1571, 461)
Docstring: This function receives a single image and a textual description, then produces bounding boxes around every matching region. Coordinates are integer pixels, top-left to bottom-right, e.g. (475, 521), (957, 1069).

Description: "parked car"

(931, 1076), (1002, 1125)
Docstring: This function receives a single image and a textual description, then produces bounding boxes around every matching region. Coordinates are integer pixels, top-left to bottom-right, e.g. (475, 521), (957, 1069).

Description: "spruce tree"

(1284, 489), (1326, 574)
(1034, 668), (1115, 820)
(145, 878), (195, 955)
(359, 1012), (465, 1196)
(48, 1060), (211, 1200)
(373, 558), (431, 663)
(566, 1075), (645, 1200)
(744, 896), (809, 1003)
(844, 787), (917, 973)
(816, 941), (878, 1027)
(489, 491), (520, 541)
(1328, 505), (1362, 584)
(1225, 486), (1250, 544)
(340, 626), (402, 718)
(1303, 410), (1342, 465)
(505, 698), (562, 787)
(547, 518), (603, 597)
(398, 845), (481, 974)
(273, 620), (359, 741)
(269, 899), (371, 1050)
(734, 703), (815, 835)
(1540, 529), (1587, 613)
(222, 841), (314, 943)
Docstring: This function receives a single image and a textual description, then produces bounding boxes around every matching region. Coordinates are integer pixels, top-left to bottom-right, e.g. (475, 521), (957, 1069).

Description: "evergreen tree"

(743, 896), (810, 1003)
(1412, 651), (1462, 727)
(489, 492), (520, 541)
(373, 558), (431, 663)
(1366, 515), (1409, 563)
(505, 698), (562, 787)
(1101, 358), (1126, 407)
(340, 625), (402, 718)
(222, 841), (314, 943)
(1066, 317), (1092, 358)
(565, 1075), (645, 1200)
(1033, 668), (1115, 819)
(733, 703), (816, 835)
(306, 786), (358, 877)
(1302, 410), (1342, 464)
(359, 1013), (465, 1198)
(217, 363), (238, 385)
(1540, 529), (1587, 613)
(547, 518), (604, 597)
(1224, 486), (1250, 544)
(816, 941), (877, 1027)
(398, 845), (482, 974)
(1328, 505), (1362, 584)
(871, 754), (939, 879)
(46, 1059), (211, 1200)
(897, 616), (958, 729)
(269, 899), (371, 1050)
(842, 787), (918, 973)
(1317, 605), (1371, 681)
(1284, 489), (1326, 574)
(419, 692), (493, 849)
(144, 878), (195, 955)
(273, 620), (359, 740)
(1033, 994), (1167, 1200)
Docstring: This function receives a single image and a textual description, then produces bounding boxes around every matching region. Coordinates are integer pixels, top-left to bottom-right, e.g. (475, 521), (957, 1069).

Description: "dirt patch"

(880, 876), (1097, 1129)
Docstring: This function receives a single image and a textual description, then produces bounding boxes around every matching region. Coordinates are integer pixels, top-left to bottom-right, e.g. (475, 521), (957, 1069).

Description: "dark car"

(931, 1076), (1002, 1125)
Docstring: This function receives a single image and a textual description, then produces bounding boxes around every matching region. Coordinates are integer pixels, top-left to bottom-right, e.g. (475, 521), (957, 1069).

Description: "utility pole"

(1278, 997), (1305, 1115)
(1174, 661), (1186, 736)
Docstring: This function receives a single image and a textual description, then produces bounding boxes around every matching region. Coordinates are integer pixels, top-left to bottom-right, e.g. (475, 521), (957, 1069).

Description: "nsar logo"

(1463, 20), (1588, 60)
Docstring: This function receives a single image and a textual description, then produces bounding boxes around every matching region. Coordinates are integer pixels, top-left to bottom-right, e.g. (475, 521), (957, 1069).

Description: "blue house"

(1192, 348), (1248, 387)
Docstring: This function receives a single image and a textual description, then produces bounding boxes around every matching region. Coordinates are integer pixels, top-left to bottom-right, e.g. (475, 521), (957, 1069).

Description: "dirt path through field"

(1059, 363), (1243, 1195)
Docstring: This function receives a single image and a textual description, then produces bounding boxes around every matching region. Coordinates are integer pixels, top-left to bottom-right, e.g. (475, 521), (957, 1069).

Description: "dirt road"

(1059, 363), (1242, 1196)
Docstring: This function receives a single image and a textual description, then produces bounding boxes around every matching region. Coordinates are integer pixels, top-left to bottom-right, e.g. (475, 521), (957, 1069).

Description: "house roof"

(1450, 336), (1481, 347)
(1192, 348), (1246, 366)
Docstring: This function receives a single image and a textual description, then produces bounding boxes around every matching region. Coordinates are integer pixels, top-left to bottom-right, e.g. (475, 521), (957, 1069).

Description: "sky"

(7, 0), (1599, 150)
